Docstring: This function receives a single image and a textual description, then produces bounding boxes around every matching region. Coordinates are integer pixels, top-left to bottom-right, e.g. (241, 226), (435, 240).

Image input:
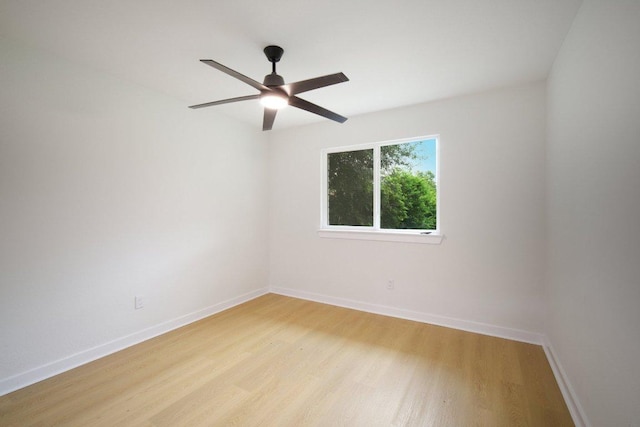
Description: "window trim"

(320, 135), (442, 244)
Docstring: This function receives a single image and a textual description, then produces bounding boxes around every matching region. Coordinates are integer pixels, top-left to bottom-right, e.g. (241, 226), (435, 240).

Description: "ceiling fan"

(189, 45), (349, 131)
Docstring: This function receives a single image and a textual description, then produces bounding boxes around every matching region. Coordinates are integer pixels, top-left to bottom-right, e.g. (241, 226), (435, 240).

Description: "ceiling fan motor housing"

(263, 73), (285, 87)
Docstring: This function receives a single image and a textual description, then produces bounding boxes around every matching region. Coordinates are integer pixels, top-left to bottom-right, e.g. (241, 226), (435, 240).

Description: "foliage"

(381, 170), (437, 229)
(327, 149), (373, 226)
(381, 142), (419, 173)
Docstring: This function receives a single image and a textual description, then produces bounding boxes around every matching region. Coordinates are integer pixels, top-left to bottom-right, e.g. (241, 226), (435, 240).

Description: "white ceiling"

(0, 0), (582, 131)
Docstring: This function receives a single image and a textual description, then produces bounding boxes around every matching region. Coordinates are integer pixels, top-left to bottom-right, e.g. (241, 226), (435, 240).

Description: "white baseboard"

(270, 286), (545, 345)
(542, 337), (591, 427)
(0, 287), (269, 397)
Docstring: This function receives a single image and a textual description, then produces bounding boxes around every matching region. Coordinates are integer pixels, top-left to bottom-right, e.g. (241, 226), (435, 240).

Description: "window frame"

(319, 135), (442, 244)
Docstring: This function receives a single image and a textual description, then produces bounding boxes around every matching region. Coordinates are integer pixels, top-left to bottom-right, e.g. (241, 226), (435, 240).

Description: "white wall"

(0, 37), (269, 391)
(268, 82), (547, 336)
(546, 1), (640, 426)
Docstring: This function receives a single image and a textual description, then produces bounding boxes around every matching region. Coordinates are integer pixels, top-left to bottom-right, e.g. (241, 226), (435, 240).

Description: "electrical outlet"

(135, 296), (144, 310)
(386, 280), (395, 290)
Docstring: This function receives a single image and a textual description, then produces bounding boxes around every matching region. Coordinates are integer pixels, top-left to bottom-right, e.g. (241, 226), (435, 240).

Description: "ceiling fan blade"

(263, 108), (278, 131)
(189, 94), (260, 109)
(200, 59), (269, 92)
(284, 72), (349, 95)
(289, 96), (348, 123)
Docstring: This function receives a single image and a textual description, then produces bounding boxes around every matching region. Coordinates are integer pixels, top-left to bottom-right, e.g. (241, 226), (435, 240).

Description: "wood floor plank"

(0, 294), (573, 426)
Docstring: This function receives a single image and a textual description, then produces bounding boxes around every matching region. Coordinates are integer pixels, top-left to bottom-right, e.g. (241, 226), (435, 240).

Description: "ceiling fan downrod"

(263, 45), (285, 86)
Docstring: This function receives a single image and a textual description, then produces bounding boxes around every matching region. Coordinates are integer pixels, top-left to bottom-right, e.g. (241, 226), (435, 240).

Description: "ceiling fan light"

(260, 94), (288, 110)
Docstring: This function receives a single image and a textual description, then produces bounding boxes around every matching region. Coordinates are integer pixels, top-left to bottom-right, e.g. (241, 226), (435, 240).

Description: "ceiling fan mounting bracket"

(263, 45), (284, 63)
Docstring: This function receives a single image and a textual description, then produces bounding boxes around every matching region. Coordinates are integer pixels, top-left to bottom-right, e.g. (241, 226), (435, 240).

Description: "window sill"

(317, 229), (444, 244)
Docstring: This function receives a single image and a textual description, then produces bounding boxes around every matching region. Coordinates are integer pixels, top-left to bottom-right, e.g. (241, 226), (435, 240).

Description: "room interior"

(1, 1), (638, 426)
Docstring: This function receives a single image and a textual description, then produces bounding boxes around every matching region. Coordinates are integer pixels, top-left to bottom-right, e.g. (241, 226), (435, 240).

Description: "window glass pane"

(328, 149), (374, 226)
(380, 139), (437, 230)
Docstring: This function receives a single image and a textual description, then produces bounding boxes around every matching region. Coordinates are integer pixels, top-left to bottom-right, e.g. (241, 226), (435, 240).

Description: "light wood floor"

(0, 294), (573, 426)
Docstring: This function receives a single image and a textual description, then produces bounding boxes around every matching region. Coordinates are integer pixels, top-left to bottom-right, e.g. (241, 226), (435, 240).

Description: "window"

(320, 136), (441, 243)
